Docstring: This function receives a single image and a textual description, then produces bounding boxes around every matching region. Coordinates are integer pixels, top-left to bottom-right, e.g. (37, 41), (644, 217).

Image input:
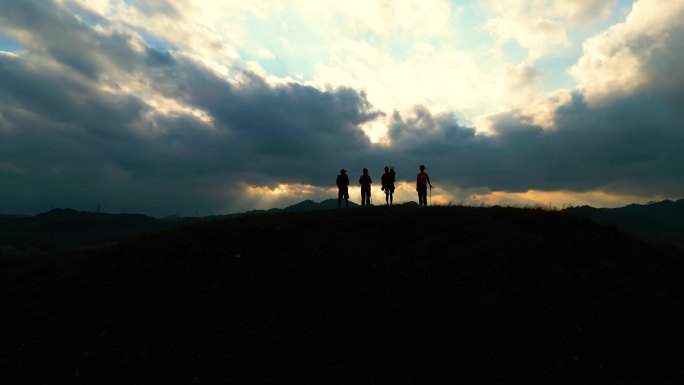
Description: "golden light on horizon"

(242, 182), (672, 211)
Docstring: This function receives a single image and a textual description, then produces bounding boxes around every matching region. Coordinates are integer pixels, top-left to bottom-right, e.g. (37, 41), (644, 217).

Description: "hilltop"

(2, 206), (684, 384)
(3, 198), (681, 263)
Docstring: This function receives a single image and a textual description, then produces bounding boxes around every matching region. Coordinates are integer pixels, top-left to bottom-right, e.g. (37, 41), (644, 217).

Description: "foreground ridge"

(2, 206), (684, 384)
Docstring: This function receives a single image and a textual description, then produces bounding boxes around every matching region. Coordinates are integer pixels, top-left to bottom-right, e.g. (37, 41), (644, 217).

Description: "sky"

(1, 0), (684, 216)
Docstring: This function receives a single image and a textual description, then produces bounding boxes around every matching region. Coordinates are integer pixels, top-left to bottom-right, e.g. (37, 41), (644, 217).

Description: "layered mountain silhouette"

(2, 199), (682, 263)
(0, 200), (360, 260)
(2, 205), (683, 384)
(0, 209), (172, 261)
(565, 199), (684, 247)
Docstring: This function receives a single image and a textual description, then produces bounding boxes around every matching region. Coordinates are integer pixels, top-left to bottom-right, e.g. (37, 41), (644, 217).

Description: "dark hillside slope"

(2, 206), (684, 384)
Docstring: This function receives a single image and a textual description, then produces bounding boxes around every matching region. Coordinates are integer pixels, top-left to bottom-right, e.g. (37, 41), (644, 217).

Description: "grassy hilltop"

(2, 205), (684, 384)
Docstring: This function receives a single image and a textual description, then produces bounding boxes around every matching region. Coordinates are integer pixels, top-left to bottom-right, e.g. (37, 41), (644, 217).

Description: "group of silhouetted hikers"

(336, 165), (432, 208)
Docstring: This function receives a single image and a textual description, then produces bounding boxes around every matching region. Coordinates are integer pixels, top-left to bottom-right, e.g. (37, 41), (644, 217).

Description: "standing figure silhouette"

(416, 164), (432, 206)
(381, 166), (396, 205)
(359, 168), (372, 206)
(336, 169), (350, 209)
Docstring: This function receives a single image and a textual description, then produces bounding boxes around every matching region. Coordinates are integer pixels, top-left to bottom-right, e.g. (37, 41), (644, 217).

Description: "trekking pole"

(429, 185), (432, 206)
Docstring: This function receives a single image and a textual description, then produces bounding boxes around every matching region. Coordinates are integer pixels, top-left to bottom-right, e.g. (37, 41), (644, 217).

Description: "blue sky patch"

(0, 34), (20, 53)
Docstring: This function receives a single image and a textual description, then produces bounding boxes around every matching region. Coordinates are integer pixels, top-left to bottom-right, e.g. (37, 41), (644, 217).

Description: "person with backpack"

(336, 169), (350, 208)
(380, 166), (396, 205)
(416, 164), (432, 206)
(359, 168), (372, 206)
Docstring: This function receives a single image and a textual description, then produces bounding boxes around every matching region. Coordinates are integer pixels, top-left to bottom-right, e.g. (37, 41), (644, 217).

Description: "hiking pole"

(429, 185), (432, 206)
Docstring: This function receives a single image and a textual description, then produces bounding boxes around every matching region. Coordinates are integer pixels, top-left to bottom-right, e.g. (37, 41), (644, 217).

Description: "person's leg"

(389, 190), (393, 205)
(338, 191), (342, 208)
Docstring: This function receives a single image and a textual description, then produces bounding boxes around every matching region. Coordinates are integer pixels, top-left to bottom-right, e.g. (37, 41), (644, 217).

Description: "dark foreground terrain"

(2, 206), (684, 384)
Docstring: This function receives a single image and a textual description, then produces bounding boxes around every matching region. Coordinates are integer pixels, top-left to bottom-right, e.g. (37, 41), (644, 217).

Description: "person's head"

(363, 168), (368, 175)
(419, 164), (425, 171)
(384, 166), (389, 172)
(340, 169), (347, 174)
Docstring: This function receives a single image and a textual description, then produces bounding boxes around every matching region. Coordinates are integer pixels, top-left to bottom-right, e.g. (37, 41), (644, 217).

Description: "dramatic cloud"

(569, 0), (684, 102)
(485, 0), (618, 61)
(383, 90), (684, 197)
(1, 0), (683, 215)
(0, 0), (380, 215)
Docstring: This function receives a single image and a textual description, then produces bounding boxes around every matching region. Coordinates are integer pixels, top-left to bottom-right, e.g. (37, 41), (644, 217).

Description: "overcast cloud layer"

(1, 0), (683, 215)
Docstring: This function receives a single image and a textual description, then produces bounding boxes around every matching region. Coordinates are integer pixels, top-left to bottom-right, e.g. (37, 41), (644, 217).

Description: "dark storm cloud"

(0, 48), (379, 214)
(144, 62), (379, 181)
(384, 19), (684, 198)
(0, 65), (377, 214)
(0, 0), (381, 215)
(385, 90), (684, 197)
(1, 0), (104, 78)
(0, 0), (173, 78)
(1, 0), (683, 216)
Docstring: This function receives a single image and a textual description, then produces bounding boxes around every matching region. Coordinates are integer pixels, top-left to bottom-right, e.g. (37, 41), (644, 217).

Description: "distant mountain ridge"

(2, 198), (682, 262)
(195, 199), (362, 221)
(565, 198), (684, 247)
(0, 199), (362, 260)
(0, 209), (172, 261)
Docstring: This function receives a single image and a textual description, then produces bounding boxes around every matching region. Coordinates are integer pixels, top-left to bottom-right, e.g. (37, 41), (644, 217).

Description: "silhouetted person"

(416, 164), (432, 206)
(359, 168), (372, 206)
(337, 169), (350, 208)
(381, 166), (396, 205)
